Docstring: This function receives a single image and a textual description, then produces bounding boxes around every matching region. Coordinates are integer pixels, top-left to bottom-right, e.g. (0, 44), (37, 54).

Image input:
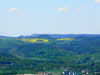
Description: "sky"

(0, 0), (100, 36)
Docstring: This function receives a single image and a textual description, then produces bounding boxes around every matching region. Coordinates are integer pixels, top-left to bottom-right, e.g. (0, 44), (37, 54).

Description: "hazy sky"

(0, 0), (100, 36)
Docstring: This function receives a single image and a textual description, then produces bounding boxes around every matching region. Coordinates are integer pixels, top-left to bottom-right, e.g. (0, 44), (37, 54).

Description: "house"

(62, 71), (70, 74)
(82, 70), (90, 74)
(62, 71), (75, 75)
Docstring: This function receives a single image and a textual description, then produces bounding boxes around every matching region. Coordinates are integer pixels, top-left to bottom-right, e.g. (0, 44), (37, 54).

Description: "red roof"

(82, 70), (89, 71)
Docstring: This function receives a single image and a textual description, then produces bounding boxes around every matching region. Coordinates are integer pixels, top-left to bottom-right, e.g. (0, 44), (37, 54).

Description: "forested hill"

(18, 34), (100, 38)
(0, 34), (100, 72)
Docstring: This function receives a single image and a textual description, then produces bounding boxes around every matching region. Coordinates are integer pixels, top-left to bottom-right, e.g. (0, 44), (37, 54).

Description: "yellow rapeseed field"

(21, 39), (49, 43)
(57, 38), (74, 40)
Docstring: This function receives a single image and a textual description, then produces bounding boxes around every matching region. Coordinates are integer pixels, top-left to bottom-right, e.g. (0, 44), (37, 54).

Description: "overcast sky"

(0, 0), (100, 36)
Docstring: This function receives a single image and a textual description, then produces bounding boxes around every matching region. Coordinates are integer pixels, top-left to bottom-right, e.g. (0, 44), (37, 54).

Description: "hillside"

(0, 34), (100, 73)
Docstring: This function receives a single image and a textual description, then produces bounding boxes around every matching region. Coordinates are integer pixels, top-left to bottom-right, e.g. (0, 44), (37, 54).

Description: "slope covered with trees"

(0, 34), (100, 73)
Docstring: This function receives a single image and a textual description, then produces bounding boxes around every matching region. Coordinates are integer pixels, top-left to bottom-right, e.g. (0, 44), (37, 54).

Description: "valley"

(0, 34), (100, 74)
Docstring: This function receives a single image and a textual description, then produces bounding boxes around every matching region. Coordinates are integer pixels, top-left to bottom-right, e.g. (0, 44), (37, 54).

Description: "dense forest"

(0, 34), (100, 74)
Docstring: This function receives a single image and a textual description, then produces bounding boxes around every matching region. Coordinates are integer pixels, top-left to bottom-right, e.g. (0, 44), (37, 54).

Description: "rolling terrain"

(0, 34), (100, 73)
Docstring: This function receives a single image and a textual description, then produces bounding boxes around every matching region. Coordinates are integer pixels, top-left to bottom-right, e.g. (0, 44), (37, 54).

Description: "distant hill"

(0, 35), (8, 38)
(18, 34), (100, 39)
(0, 34), (100, 72)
